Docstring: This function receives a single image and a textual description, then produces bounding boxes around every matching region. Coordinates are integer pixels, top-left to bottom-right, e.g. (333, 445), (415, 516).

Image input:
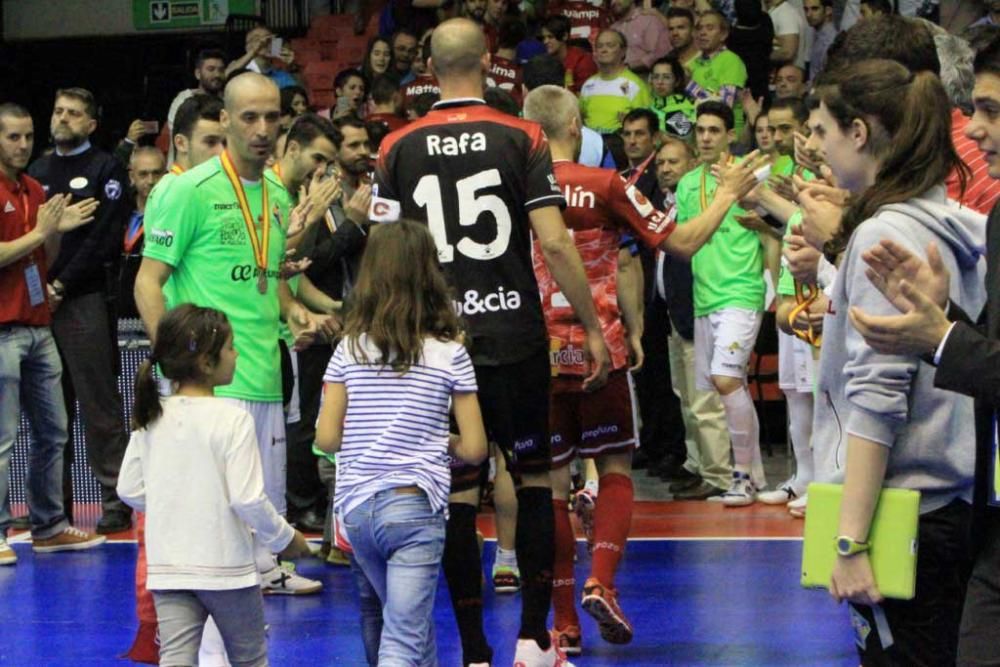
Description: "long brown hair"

(811, 59), (969, 254)
(343, 219), (462, 372)
(132, 304), (232, 430)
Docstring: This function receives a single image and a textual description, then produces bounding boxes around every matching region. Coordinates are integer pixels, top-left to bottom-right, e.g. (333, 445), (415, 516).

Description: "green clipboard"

(800, 482), (920, 600)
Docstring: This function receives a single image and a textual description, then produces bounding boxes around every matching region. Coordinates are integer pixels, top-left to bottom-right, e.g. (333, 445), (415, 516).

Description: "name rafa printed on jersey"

(426, 132), (487, 156)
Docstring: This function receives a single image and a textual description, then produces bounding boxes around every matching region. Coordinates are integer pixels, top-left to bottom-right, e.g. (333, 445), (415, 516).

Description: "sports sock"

(515, 486), (555, 649)
(591, 473), (633, 588)
(719, 387), (761, 484)
(443, 502), (492, 665)
(785, 390), (815, 491)
(552, 498), (579, 629)
(495, 546), (518, 570)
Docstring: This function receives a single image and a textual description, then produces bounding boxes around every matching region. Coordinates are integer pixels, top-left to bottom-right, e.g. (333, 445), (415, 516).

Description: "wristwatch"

(836, 535), (870, 557)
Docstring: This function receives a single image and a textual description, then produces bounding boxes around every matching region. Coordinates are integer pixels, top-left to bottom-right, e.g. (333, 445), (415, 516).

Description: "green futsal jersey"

(675, 161), (764, 317)
(143, 155), (293, 402)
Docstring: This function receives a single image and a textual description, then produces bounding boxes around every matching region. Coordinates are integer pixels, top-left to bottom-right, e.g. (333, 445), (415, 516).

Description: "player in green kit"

(674, 100), (767, 506)
(135, 73), (332, 600)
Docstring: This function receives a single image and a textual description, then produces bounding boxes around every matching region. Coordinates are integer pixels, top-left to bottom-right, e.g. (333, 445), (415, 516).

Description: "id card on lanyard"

(17, 190), (45, 306)
(992, 414), (1000, 508)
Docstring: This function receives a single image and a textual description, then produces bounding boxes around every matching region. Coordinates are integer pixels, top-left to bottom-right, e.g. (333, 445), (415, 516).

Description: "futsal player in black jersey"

(370, 18), (609, 667)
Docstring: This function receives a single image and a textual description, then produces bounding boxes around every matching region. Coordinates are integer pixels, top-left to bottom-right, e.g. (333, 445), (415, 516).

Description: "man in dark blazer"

(848, 32), (1000, 665)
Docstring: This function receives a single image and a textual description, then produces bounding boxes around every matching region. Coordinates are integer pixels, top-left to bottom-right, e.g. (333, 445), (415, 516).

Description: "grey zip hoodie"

(812, 186), (986, 514)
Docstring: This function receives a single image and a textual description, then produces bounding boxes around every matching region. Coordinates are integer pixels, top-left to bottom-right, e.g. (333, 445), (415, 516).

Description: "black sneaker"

(96, 510), (132, 534)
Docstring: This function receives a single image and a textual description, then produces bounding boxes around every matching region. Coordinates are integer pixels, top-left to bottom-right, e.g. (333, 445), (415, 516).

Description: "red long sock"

(552, 498), (579, 629)
(591, 473), (633, 589)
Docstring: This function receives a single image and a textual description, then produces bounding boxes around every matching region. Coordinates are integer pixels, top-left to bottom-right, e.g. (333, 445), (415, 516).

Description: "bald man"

(371, 17), (606, 667)
(135, 73), (325, 603)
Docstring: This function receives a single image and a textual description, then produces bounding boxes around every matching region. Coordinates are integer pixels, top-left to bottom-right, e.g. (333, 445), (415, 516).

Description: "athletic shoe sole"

(32, 535), (107, 553)
(581, 592), (633, 645)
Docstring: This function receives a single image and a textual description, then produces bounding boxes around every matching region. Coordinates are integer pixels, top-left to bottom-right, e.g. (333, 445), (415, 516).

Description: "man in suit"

(848, 31), (1000, 664)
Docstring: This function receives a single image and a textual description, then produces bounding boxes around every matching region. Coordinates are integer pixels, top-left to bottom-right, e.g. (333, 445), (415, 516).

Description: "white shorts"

(694, 308), (763, 391)
(778, 330), (816, 393)
(222, 398), (287, 515)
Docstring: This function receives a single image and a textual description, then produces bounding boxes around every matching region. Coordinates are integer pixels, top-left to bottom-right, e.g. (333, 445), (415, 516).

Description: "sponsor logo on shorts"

(581, 424), (618, 440)
(513, 437), (537, 452)
(593, 541), (622, 553)
(551, 344), (585, 367)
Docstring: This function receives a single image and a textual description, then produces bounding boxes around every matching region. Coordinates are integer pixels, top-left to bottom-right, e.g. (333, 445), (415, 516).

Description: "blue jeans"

(344, 489), (446, 667)
(350, 553), (384, 666)
(0, 325), (69, 539)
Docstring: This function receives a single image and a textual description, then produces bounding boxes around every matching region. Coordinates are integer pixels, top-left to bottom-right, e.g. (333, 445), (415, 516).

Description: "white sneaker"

(788, 494), (808, 518)
(720, 472), (757, 508)
(513, 637), (575, 667)
(261, 560), (322, 595)
(757, 478), (803, 505)
(0, 538), (16, 565)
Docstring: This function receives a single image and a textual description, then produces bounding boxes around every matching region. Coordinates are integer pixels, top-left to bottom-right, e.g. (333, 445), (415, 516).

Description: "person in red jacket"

(541, 14), (599, 93)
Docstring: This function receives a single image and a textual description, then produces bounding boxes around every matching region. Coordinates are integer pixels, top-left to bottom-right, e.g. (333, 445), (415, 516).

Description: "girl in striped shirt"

(316, 220), (488, 666)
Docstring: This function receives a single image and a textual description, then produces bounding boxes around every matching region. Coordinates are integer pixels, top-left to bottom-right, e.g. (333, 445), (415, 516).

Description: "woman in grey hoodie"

(808, 59), (986, 665)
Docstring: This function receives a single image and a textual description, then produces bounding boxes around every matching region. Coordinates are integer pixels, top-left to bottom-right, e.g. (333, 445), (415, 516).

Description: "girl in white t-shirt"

(316, 220), (488, 665)
(117, 304), (310, 667)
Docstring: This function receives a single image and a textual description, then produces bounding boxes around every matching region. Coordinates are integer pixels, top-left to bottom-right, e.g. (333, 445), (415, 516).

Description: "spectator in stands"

(28, 88), (135, 535)
(774, 64), (807, 99)
(579, 29), (652, 135)
(522, 54), (617, 169)
(279, 85), (310, 131)
(859, 0), (893, 20)
(391, 28), (422, 84)
(333, 69), (367, 119)
(226, 25), (299, 89)
(727, 0), (774, 103)
(610, 0), (672, 73)
(407, 91), (440, 119)
(828, 15), (1000, 214)
(463, 0), (488, 24)
(0, 102), (105, 566)
(546, 0), (611, 48)
(768, 0), (809, 68)
(687, 11), (748, 132)
(649, 55), (696, 139)
(401, 40), (441, 116)
(119, 147), (165, 321)
(361, 36), (396, 86)
(487, 16), (526, 105)
(805, 0), (837, 83)
(666, 7), (698, 66)
(367, 76), (408, 132)
(165, 48), (226, 157)
(540, 15), (598, 94)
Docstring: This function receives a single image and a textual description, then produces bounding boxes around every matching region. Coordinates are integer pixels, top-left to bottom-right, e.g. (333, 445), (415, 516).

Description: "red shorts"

(550, 370), (638, 469)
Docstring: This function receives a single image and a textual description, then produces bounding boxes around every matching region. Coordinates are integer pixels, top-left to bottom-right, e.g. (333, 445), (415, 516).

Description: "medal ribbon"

(220, 150), (269, 278)
(170, 163), (185, 175)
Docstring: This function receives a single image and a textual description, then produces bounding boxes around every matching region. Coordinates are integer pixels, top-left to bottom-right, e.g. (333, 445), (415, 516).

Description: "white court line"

(98, 536), (803, 545)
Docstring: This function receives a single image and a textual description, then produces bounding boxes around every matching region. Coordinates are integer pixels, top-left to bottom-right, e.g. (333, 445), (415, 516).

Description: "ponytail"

(132, 358), (162, 430)
(818, 61), (968, 254)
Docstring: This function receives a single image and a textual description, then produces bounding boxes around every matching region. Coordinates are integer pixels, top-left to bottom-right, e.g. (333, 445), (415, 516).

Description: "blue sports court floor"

(0, 518), (857, 666)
